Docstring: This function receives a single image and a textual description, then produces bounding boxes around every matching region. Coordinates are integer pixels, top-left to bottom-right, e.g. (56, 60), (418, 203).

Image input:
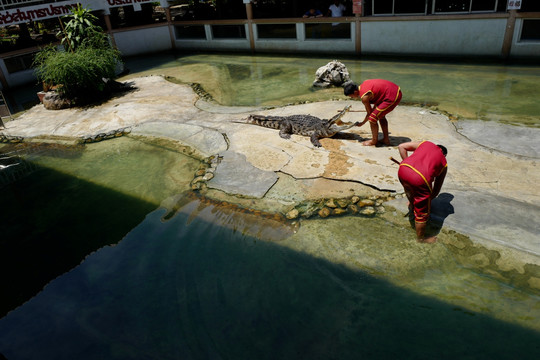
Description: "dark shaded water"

(1, 200), (540, 360)
(1, 137), (539, 359)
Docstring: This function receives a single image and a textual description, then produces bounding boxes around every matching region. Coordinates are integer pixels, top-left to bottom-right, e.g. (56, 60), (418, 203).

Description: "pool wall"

(2, 8), (540, 91)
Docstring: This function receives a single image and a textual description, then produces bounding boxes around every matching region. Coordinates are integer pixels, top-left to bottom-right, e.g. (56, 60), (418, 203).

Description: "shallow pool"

(119, 52), (540, 127)
(1, 137), (539, 359)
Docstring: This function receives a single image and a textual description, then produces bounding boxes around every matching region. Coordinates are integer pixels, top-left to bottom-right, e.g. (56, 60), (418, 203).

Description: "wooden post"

(165, 7), (176, 50)
(245, 1), (255, 53)
(353, 1), (363, 55)
(501, 10), (517, 59)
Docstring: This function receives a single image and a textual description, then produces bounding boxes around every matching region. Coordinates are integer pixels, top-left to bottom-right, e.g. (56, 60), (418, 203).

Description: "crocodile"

(241, 105), (357, 147)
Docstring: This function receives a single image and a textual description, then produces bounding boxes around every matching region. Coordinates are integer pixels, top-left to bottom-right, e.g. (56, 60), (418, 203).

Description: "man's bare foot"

(362, 140), (377, 146)
(417, 236), (437, 244)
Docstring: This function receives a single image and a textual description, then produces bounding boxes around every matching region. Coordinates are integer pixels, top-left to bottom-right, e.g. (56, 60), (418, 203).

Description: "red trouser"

(398, 164), (431, 223)
(368, 90), (402, 123)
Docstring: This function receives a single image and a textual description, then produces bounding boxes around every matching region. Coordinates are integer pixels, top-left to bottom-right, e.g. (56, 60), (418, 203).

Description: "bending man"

(344, 79), (402, 146)
(397, 141), (448, 243)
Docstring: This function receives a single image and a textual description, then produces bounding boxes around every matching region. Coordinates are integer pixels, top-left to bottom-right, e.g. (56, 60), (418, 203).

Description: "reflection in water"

(0, 137), (200, 318)
(0, 197), (539, 360)
(119, 53), (540, 127)
(162, 192), (299, 241)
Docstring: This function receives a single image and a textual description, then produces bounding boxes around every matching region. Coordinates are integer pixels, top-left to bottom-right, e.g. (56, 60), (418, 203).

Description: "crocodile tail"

(327, 104), (352, 125)
(246, 115), (283, 129)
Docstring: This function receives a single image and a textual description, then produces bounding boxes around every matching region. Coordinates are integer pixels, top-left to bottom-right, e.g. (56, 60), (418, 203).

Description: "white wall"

(361, 18), (507, 57)
(113, 26), (172, 56)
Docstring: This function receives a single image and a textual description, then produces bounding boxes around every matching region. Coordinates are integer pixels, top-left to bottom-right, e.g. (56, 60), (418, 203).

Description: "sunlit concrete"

(2, 75), (539, 258)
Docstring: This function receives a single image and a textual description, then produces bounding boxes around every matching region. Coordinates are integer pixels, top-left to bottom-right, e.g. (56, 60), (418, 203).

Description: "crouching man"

(397, 141), (448, 243)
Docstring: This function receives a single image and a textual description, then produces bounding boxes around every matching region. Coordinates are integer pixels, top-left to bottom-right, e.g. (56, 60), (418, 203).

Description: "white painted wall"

(113, 26), (172, 56)
(361, 19), (506, 57)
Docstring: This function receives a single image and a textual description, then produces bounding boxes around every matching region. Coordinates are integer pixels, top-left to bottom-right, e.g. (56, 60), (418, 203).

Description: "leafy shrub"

(33, 41), (121, 99)
(33, 5), (122, 102)
(59, 5), (104, 52)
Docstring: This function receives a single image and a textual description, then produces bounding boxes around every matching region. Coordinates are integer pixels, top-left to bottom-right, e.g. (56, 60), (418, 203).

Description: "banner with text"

(0, 0), (164, 26)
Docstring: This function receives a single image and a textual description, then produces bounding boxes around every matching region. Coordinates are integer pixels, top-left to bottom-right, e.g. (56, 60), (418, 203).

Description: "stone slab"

(208, 151), (279, 199)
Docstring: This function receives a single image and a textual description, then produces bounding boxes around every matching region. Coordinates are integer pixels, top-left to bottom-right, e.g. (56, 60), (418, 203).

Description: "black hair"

(343, 82), (358, 96)
(437, 144), (448, 156)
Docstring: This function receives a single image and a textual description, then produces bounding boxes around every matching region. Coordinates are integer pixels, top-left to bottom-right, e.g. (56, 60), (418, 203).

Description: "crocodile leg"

(279, 121), (293, 139)
(310, 133), (323, 147)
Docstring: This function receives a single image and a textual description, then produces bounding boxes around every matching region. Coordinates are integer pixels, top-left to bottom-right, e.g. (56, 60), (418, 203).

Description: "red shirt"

(359, 79), (400, 105)
(401, 141), (447, 187)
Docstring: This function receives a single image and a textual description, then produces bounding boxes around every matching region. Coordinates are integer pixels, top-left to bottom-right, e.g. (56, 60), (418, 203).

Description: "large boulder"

(312, 60), (350, 88)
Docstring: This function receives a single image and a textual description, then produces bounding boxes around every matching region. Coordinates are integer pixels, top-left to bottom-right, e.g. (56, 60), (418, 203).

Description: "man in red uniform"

(344, 79), (402, 146)
(397, 141), (448, 243)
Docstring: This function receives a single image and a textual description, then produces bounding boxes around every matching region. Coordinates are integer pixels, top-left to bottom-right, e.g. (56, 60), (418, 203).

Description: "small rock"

(351, 196), (360, 204)
(337, 199), (349, 208)
(286, 208), (299, 220)
(360, 207), (376, 216)
(325, 199), (337, 208)
(332, 208), (347, 216)
(202, 172), (214, 181)
(347, 204), (359, 214)
(358, 199), (375, 207)
(192, 176), (204, 184)
(318, 207), (331, 218)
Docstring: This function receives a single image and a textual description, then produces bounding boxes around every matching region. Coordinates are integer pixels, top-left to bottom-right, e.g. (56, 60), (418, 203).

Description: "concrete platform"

(2, 76), (539, 258)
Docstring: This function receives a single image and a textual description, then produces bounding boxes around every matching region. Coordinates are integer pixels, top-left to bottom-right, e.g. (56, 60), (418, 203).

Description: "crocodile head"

(324, 105), (354, 135)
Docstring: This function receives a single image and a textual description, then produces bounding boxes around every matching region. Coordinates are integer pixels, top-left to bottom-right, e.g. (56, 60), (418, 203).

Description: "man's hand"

(355, 119), (367, 127)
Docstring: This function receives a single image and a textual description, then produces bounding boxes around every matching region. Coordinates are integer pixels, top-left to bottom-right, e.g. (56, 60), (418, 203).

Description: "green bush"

(33, 41), (121, 99)
(33, 5), (122, 102)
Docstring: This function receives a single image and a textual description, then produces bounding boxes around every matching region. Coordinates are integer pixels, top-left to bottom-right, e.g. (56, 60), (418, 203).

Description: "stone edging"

(81, 127), (132, 143)
(189, 152), (404, 222)
(0, 134), (24, 143)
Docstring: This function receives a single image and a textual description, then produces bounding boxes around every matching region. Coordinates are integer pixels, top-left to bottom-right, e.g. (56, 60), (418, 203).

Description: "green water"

(119, 52), (540, 127)
(1, 138), (539, 359)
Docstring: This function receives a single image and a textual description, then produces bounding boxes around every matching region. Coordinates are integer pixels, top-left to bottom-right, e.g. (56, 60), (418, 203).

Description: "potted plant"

(33, 5), (123, 108)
